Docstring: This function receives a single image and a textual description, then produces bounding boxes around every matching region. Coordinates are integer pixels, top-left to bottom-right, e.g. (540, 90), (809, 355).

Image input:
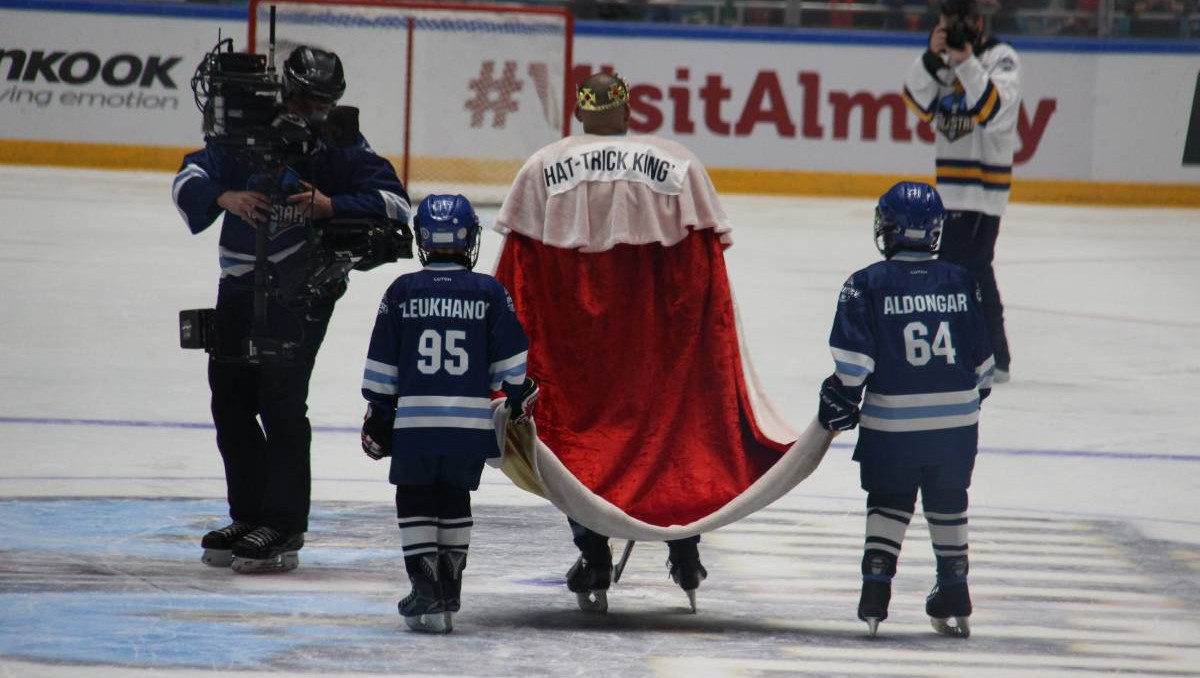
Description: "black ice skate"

(857, 551), (897, 637)
(438, 551), (467, 632)
(566, 553), (613, 614)
(399, 553), (447, 633)
(667, 556), (707, 613)
(200, 520), (255, 567)
(230, 526), (303, 574)
(926, 555), (972, 638)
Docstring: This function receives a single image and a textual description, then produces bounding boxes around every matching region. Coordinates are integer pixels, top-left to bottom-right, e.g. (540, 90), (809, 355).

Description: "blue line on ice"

(1, 415), (1196, 463)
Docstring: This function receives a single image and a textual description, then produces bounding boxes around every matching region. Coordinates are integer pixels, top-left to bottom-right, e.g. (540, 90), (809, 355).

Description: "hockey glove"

(361, 403), (395, 460)
(818, 374), (860, 432)
(506, 377), (539, 425)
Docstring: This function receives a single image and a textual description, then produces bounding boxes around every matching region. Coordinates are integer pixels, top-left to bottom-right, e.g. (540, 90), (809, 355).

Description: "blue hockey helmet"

(415, 194), (481, 268)
(874, 181), (945, 256)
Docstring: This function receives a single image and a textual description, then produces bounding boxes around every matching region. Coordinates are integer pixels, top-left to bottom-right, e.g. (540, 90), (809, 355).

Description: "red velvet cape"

(494, 229), (792, 527)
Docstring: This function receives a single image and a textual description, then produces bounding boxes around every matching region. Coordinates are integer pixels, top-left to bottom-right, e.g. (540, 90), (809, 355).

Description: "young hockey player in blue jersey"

(359, 194), (537, 634)
(817, 182), (995, 638)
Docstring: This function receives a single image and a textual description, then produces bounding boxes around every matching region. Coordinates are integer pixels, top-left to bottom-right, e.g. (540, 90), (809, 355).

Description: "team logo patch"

(936, 92), (975, 142)
(377, 300), (388, 316)
(839, 278), (861, 303)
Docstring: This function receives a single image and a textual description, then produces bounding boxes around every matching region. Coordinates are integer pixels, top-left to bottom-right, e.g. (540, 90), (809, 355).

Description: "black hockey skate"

(230, 526), (303, 574)
(399, 553), (447, 633)
(857, 551), (897, 637)
(926, 556), (972, 638)
(438, 551), (467, 632)
(566, 553), (613, 614)
(667, 557), (707, 613)
(200, 520), (255, 567)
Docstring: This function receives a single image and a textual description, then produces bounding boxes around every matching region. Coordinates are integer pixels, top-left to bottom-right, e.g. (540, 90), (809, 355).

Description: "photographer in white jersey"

(902, 0), (1019, 383)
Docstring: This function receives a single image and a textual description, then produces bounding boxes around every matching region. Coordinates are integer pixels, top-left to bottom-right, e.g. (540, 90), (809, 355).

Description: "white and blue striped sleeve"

(966, 278), (995, 401)
(172, 147), (227, 234)
(489, 350), (528, 392)
(362, 291), (402, 408)
(487, 282), (530, 397)
(975, 354), (996, 399)
(829, 273), (876, 393)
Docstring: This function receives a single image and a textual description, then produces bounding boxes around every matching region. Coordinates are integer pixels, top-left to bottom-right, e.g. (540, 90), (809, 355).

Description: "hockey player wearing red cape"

(492, 72), (835, 613)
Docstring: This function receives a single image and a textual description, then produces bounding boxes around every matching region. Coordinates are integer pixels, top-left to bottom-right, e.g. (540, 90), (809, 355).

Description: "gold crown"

(576, 75), (630, 112)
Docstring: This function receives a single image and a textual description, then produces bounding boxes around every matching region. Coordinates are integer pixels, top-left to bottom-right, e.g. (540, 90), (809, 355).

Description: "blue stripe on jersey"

(859, 411), (979, 433)
(860, 389), (981, 432)
(396, 406), (492, 419)
(861, 399), (980, 420)
(489, 350), (528, 389)
(832, 345), (875, 388)
(835, 360), (871, 377)
(489, 363), (527, 389)
(394, 416), (495, 430)
(363, 369), (398, 392)
(363, 359), (399, 396)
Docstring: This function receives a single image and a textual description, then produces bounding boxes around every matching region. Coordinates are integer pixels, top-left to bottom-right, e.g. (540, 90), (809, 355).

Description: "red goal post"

(248, 0), (573, 204)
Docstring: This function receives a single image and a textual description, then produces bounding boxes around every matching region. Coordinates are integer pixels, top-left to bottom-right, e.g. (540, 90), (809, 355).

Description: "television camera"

(179, 9), (412, 363)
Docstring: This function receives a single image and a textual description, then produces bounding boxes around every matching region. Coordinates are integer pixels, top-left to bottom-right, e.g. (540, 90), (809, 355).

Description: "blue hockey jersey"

(171, 134), (410, 283)
(362, 263), (529, 471)
(830, 251), (994, 464)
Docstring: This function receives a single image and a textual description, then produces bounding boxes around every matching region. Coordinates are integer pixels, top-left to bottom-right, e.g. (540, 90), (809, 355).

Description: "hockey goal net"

(249, 0), (572, 204)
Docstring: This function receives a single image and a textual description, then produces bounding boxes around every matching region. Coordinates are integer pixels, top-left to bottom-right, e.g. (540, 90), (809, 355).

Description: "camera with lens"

(179, 214), (413, 361)
(189, 36), (354, 176)
(180, 28), (412, 363)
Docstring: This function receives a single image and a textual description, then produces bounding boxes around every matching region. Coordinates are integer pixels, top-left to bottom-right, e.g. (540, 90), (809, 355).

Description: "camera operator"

(172, 45), (410, 573)
(902, 0), (1019, 383)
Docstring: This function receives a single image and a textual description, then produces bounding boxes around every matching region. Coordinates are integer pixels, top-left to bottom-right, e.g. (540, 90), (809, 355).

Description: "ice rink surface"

(1, 166), (1198, 677)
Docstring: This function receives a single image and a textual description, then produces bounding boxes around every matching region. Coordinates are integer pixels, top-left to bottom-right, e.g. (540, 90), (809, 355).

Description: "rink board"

(2, 0), (1200, 204)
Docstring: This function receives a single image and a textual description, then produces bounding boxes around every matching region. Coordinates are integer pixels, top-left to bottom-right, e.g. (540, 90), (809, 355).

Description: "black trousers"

(939, 210), (1011, 370)
(208, 293), (336, 534)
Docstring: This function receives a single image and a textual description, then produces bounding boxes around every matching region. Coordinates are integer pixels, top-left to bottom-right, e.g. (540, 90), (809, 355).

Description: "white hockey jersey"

(903, 39), (1021, 217)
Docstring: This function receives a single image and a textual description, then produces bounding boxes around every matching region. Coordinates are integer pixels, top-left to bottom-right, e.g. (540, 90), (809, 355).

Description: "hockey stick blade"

(613, 540), (636, 584)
